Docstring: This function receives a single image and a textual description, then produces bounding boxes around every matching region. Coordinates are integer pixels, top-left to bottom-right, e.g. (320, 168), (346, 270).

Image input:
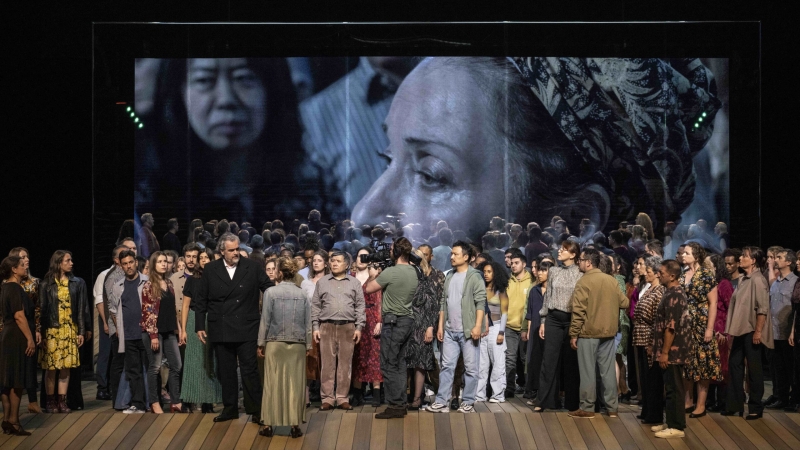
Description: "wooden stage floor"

(2, 381), (799, 449)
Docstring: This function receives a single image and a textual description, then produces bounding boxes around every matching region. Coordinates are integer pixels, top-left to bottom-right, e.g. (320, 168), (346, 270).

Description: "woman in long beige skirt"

(257, 257), (311, 439)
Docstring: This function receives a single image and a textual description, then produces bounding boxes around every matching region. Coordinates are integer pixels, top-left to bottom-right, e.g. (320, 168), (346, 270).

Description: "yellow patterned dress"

(41, 278), (80, 369)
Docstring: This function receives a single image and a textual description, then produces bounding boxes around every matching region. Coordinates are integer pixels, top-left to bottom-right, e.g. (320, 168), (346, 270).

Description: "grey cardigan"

(440, 266), (487, 339)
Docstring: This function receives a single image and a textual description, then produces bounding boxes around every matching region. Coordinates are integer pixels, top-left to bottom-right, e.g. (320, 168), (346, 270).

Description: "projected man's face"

(184, 58), (266, 151)
(351, 58), (506, 236)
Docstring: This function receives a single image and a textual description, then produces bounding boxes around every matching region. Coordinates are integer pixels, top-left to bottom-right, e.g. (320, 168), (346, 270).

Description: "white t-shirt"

(446, 271), (467, 332)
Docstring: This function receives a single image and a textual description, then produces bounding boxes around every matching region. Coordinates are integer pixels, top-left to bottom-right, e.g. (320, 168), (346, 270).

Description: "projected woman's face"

(184, 58), (266, 151)
(351, 58), (506, 236)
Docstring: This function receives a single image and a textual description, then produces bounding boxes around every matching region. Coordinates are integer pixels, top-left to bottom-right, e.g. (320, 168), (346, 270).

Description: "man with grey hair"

(432, 228), (453, 272)
(139, 213), (160, 258)
(195, 232), (274, 423)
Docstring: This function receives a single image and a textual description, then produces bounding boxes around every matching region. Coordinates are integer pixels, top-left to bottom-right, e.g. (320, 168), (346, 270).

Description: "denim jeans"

(476, 324), (506, 401)
(435, 329), (481, 406)
(143, 332), (182, 406)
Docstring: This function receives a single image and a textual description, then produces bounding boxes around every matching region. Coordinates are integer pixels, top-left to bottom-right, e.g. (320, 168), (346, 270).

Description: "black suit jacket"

(195, 257), (274, 342)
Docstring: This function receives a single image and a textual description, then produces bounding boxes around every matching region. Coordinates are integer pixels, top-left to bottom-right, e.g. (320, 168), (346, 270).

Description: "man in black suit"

(196, 232), (274, 422)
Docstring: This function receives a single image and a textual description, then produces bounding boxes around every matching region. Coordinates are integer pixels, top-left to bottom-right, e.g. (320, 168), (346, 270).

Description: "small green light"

(139, 123), (143, 128)
(126, 106), (131, 112)
(698, 117), (703, 122)
(130, 112), (135, 117)
(701, 112), (707, 117)
(694, 123), (699, 128)
(134, 118), (139, 123)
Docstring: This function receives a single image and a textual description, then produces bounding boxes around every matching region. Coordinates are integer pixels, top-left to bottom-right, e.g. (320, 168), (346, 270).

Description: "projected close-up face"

(184, 58), (267, 151)
(351, 58), (507, 236)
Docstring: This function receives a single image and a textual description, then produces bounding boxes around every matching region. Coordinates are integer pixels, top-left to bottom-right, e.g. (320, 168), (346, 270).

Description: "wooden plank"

(13, 412), (67, 450)
(682, 428), (707, 450)
(498, 401), (519, 414)
(99, 413), (145, 450)
(479, 413), (503, 449)
(685, 415), (725, 450)
(728, 416), (774, 449)
(541, 412), (572, 450)
(60, 413), (107, 450)
(472, 402), (491, 413)
(131, 413), (175, 450)
(765, 412), (800, 443)
(267, 435), (288, 450)
(417, 411), (436, 450)
(604, 414), (639, 450)
(235, 423), (261, 450)
(574, 417), (605, 450)
(433, 414), (454, 450)
(556, 412), (589, 450)
(590, 414), (624, 450)
(352, 413), (374, 450)
(320, 412), (343, 450)
(449, 413), (470, 450)
(31, 411), (82, 450)
(368, 414), (387, 450)
(507, 397), (533, 413)
(218, 414), (251, 450)
(664, 435), (691, 450)
(485, 402), (504, 414)
(337, 412), (358, 450)
(526, 413), (555, 450)
(696, 415), (742, 450)
(495, 414), (522, 450)
(464, 413), (488, 450)
(116, 413), (158, 450)
(707, 414), (757, 450)
(165, 412), (204, 450)
(617, 412), (657, 450)
(201, 420), (234, 450)
(510, 413), (538, 450)
(285, 420), (308, 450)
(80, 413), (127, 450)
(386, 415), (404, 450)
(786, 412), (800, 427)
(302, 413), (327, 450)
(743, 417), (791, 450)
(151, 414), (189, 450)
(402, 412), (419, 450)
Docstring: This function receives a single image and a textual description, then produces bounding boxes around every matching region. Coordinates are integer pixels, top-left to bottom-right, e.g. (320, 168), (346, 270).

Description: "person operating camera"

(364, 237), (418, 419)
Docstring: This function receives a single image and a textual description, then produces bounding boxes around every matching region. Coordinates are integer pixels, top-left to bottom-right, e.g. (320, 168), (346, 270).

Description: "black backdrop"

(2, 1), (795, 288)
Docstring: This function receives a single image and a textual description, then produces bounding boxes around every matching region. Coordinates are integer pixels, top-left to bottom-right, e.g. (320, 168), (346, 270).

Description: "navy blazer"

(195, 257), (273, 342)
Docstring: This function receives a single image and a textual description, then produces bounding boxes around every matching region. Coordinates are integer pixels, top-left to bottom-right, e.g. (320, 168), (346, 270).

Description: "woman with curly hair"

(681, 242), (721, 418)
(475, 260), (509, 403)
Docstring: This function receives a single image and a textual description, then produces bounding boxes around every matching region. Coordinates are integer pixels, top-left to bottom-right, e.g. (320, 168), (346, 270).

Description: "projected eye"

(232, 69), (259, 88)
(189, 75), (216, 91)
(416, 157), (449, 189)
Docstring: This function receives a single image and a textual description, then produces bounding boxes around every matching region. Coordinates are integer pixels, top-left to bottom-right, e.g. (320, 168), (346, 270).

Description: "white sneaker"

(489, 398), (506, 403)
(457, 403), (475, 413)
(123, 406), (145, 414)
(655, 428), (685, 439)
(426, 402), (450, 413)
(650, 424), (667, 432)
(425, 389), (434, 397)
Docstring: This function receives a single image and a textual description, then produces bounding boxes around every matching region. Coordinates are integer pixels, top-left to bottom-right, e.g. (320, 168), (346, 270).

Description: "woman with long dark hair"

(4, 248), (42, 413)
(179, 245), (222, 413)
(302, 249), (329, 404)
(533, 240), (583, 412)
(406, 249), (445, 409)
(350, 247), (383, 407)
(141, 251), (183, 413)
(0, 256), (36, 436)
(136, 57), (326, 225)
(632, 255), (666, 423)
(39, 250), (88, 413)
(475, 260), (509, 403)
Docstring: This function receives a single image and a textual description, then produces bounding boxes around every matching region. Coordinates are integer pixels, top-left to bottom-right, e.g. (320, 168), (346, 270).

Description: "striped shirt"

(539, 264), (582, 324)
(299, 57), (395, 218)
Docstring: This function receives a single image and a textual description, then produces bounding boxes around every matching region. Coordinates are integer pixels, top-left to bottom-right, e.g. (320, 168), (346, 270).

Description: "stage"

(1, 381), (798, 449)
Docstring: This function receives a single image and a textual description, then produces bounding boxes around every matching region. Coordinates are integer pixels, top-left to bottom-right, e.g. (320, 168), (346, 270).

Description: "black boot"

(351, 386), (365, 407)
(371, 388), (382, 407)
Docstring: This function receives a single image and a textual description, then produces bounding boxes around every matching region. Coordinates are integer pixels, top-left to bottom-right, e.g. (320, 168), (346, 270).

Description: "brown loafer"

(568, 409), (595, 419)
(339, 402), (353, 410)
(320, 403), (334, 411)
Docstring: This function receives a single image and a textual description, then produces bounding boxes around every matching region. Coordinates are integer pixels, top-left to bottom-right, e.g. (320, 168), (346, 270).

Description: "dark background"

(2, 1), (795, 286)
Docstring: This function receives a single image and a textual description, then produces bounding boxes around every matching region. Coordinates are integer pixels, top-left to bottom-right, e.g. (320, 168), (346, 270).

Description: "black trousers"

(109, 334), (125, 405)
(626, 327), (638, 395)
(380, 316), (413, 409)
(123, 338), (149, 410)
(727, 332), (765, 414)
(771, 339), (793, 404)
(663, 363), (686, 431)
(641, 355), (665, 422)
(525, 328), (544, 393)
(536, 310), (580, 410)
(215, 340), (261, 416)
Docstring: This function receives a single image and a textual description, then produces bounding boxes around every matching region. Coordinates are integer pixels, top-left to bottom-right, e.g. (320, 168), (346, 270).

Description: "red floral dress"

(352, 273), (382, 383)
(712, 279), (733, 384)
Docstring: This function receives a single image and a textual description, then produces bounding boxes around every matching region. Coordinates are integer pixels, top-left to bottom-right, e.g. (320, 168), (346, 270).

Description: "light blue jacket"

(258, 281), (312, 349)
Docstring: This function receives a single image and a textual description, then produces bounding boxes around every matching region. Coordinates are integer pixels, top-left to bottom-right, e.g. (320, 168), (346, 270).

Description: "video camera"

(359, 241), (422, 270)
